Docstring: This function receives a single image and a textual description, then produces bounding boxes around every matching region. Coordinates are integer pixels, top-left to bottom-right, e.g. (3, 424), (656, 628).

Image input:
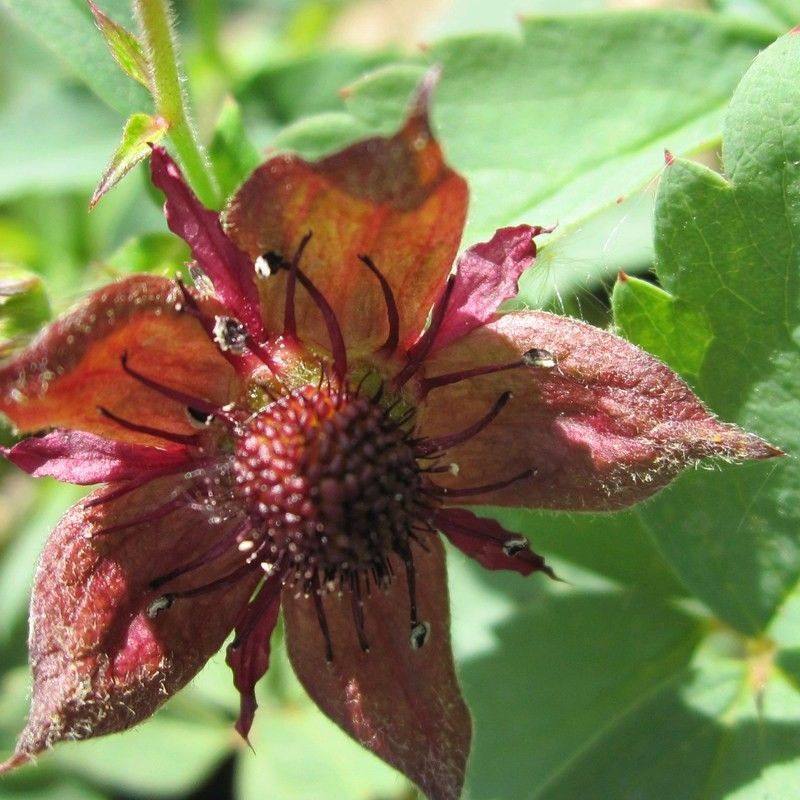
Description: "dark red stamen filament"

(94, 494), (188, 536)
(150, 520), (254, 590)
(120, 352), (220, 417)
(311, 572), (334, 662)
(98, 406), (198, 447)
(282, 233), (312, 339)
(433, 467), (536, 498)
(349, 572), (369, 653)
(393, 276), (455, 389)
(420, 360), (527, 395)
(415, 391), (512, 456)
(359, 254), (399, 355)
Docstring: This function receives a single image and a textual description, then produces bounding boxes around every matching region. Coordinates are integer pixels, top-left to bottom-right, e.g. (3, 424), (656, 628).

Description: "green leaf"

(276, 12), (774, 252)
(0, 0), (150, 116)
(87, 0), (149, 89)
(91, 113), (168, 209)
(613, 32), (800, 633)
(49, 711), (232, 797)
(209, 97), (262, 200)
(103, 231), (188, 278)
(0, 267), (50, 351)
(453, 573), (703, 799)
(0, 84), (122, 201)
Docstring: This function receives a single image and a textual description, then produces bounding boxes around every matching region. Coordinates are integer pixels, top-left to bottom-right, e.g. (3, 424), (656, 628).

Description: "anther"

(254, 251), (282, 278)
(410, 621), (431, 650)
(213, 316), (248, 354)
(147, 594), (174, 618)
(189, 263), (214, 296)
(502, 537), (529, 557)
(522, 348), (558, 369)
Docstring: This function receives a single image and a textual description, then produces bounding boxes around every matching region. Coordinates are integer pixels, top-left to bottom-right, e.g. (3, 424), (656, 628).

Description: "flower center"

(231, 384), (425, 589)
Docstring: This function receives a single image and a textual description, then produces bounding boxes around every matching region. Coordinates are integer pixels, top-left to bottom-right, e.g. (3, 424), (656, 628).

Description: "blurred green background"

(1, 1), (799, 799)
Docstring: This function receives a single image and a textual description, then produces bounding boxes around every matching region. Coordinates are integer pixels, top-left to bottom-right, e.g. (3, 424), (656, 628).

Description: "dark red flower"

(0, 74), (779, 799)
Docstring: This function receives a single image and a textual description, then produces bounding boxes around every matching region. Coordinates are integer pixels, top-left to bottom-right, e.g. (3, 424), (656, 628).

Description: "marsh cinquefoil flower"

(0, 75), (778, 799)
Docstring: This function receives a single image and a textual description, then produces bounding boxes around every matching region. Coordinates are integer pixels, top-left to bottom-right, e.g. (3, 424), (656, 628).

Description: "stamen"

(292, 269), (348, 380)
(166, 558), (258, 601)
(121, 352), (218, 415)
(98, 406), (198, 447)
(432, 467), (537, 498)
(82, 463), (199, 508)
(359, 255), (399, 355)
(272, 233), (347, 379)
(350, 572), (370, 653)
(92, 494), (187, 537)
(416, 391), (512, 456)
(403, 549), (419, 628)
(282, 235), (313, 339)
(311, 572), (334, 662)
(394, 276), (455, 389)
(149, 519), (253, 589)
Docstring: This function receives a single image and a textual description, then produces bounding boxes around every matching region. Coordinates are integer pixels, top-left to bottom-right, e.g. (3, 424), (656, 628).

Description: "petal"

(418, 311), (780, 510)
(0, 477), (259, 771)
(282, 537), (471, 800)
(149, 147), (265, 339)
(225, 574), (282, 742)
(430, 224), (548, 352)
(0, 275), (241, 442)
(3, 429), (192, 484)
(224, 71), (468, 355)
(435, 507), (554, 577)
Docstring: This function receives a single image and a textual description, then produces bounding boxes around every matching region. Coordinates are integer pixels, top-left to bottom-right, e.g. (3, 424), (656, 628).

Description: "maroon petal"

(430, 224), (549, 352)
(435, 507), (554, 577)
(225, 573), (282, 741)
(282, 537), (471, 800)
(0, 477), (258, 772)
(149, 147), (264, 339)
(418, 311), (781, 510)
(4, 430), (192, 484)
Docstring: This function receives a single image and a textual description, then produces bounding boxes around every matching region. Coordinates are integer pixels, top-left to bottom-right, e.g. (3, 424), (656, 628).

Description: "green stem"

(136, 0), (219, 207)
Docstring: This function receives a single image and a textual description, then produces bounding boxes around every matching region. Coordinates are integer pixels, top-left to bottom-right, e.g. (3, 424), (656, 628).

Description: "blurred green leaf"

(0, 0), (149, 116)
(0, 481), (85, 655)
(102, 231), (188, 278)
(0, 267), (50, 350)
(91, 113), (168, 209)
(0, 84), (121, 201)
(51, 711), (234, 797)
(209, 97), (263, 199)
(613, 31), (800, 634)
(87, 0), (150, 89)
(277, 12), (775, 252)
(455, 577), (703, 799)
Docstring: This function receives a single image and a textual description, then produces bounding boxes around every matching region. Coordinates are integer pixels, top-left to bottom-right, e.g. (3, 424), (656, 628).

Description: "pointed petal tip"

(412, 64), (443, 120)
(664, 148), (675, 166)
(0, 750), (33, 775)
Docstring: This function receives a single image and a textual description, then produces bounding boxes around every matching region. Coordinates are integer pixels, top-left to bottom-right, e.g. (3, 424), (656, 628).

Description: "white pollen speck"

(238, 540), (255, 552)
(449, 463), (460, 476)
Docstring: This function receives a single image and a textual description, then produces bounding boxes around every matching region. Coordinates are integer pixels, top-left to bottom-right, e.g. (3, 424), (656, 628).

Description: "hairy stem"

(136, 0), (219, 207)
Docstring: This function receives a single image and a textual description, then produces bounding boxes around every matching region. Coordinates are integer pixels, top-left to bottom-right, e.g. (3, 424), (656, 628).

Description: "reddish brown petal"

(418, 312), (780, 510)
(149, 147), (265, 339)
(283, 537), (471, 800)
(3, 430), (192, 484)
(225, 574), (282, 742)
(435, 507), (554, 577)
(430, 225), (548, 352)
(0, 477), (258, 772)
(0, 275), (241, 442)
(223, 72), (468, 355)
